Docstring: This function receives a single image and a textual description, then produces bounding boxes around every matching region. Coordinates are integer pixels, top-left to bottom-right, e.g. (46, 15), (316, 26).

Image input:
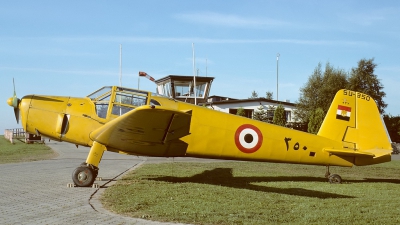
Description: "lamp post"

(276, 53), (280, 101)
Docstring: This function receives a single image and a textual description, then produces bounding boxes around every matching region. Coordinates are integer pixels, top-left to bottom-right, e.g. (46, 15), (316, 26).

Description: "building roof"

(208, 95), (239, 101)
(206, 97), (296, 107)
(154, 75), (215, 83)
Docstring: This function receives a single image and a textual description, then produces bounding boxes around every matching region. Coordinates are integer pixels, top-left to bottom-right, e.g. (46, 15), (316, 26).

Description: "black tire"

(72, 166), (95, 187)
(328, 174), (342, 184)
(79, 162), (98, 179)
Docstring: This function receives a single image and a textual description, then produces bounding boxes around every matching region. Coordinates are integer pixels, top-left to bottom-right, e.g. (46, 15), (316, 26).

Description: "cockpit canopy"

(87, 86), (160, 119)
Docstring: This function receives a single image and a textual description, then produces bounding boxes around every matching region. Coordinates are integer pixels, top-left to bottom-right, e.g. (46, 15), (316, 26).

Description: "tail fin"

(318, 89), (391, 152)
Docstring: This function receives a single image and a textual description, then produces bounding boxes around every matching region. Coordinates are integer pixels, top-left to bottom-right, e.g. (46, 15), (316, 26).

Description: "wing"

(89, 105), (192, 156)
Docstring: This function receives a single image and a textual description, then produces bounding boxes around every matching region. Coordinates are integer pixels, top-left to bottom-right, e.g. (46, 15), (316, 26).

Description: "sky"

(1, 0), (400, 134)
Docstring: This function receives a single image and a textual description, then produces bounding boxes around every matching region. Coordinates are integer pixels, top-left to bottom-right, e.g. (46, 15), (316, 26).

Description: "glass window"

(174, 80), (207, 98)
(112, 88), (149, 116)
(163, 82), (171, 97)
(267, 110), (275, 120)
(95, 103), (108, 119)
(285, 111), (291, 122)
(115, 93), (147, 107)
(112, 105), (134, 116)
(195, 82), (207, 98)
(174, 81), (191, 97)
(87, 86), (112, 100)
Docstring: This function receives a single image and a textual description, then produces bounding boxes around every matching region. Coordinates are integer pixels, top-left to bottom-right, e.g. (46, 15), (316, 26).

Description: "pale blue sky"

(1, 1), (400, 133)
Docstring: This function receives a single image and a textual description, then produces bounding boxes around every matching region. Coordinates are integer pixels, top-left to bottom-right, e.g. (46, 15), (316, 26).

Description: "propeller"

(7, 78), (20, 123)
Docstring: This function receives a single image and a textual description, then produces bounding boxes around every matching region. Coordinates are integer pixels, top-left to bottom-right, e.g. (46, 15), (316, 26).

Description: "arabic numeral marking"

(284, 137), (292, 151)
(284, 137), (307, 152)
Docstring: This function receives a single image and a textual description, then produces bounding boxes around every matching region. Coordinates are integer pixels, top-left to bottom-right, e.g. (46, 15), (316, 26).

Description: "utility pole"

(119, 44), (122, 87)
(276, 53), (280, 101)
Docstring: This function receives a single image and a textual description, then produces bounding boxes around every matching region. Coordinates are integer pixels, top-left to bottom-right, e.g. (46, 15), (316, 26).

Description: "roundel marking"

(234, 124), (263, 153)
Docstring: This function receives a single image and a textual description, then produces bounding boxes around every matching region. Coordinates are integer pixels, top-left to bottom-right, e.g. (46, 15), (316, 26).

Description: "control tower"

(154, 75), (214, 105)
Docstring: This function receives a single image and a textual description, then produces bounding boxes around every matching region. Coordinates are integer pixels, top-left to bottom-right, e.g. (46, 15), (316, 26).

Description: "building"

(154, 75), (297, 123)
(206, 97), (297, 123)
(154, 75), (214, 105)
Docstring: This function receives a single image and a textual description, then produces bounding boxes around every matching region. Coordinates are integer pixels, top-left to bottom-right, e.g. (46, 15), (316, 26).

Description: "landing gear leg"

(72, 141), (105, 187)
(325, 166), (342, 184)
(325, 166), (330, 178)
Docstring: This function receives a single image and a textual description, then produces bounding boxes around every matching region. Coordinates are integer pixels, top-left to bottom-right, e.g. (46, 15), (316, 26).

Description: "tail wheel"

(72, 166), (96, 187)
(328, 174), (342, 184)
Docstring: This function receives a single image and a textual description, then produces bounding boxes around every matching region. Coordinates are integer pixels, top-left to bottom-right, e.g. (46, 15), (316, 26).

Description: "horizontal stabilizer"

(324, 148), (392, 158)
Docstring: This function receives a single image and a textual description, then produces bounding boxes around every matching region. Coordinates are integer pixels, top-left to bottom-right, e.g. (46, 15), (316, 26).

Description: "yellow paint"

(11, 87), (392, 172)
(86, 141), (106, 167)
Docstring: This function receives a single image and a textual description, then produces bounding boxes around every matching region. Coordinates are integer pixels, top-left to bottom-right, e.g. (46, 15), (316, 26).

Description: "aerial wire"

(192, 43), (197, 105)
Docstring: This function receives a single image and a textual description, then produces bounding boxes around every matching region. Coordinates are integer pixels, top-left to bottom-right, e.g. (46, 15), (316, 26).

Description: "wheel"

(79, 162), (98, 179)
(72, 166), (96, 187)
(328, 174), (342, 184)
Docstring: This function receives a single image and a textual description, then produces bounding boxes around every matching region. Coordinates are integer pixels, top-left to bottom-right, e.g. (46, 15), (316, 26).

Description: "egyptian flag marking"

(336, 105), (351, 121)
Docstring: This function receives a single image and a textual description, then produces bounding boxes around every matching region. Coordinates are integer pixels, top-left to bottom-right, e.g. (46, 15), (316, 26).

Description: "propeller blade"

(14, 108), (20, 124)
(13, 78), (16, 97)
(7, 78), (21, 123)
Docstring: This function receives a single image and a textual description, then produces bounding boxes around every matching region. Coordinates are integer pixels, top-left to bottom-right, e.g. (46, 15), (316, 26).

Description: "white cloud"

(339, 8), (399, 26)
(23, 36), (372, 47)
(0, 66), (118, 77)
(174, 12), (290, 29)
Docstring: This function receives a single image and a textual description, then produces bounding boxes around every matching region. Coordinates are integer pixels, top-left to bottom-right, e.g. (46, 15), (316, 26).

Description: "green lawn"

(102, 160), (400, 225)
(0, 135), (57, 164)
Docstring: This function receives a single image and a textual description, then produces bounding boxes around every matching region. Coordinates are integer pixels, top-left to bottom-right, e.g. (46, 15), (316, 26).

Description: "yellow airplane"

(7, 85), (392, 187)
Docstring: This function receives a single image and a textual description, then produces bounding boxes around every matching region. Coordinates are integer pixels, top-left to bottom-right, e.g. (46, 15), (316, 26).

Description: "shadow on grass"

(148, 168), (355, 199)
(357, 178), (400, 184)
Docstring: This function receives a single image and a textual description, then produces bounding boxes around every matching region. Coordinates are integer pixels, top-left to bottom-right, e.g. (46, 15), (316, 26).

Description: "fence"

(4, 128), (43, 144)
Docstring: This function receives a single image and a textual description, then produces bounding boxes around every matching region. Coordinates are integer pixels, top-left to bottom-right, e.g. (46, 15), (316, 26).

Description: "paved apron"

(0, 141), (187, 225)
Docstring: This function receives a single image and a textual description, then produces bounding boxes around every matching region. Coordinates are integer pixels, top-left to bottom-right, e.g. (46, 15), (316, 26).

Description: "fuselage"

(18, 86), (366, 168)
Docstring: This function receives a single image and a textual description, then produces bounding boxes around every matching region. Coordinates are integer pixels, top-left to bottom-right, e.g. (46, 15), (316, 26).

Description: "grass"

(0, 135), (57, 164)
(101, 160), (400, 225)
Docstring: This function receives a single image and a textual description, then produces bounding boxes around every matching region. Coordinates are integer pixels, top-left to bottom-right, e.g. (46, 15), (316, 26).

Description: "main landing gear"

(325, 166), (342, 184)
(71, 141), (105, 187)
(72, 163), (99, 187)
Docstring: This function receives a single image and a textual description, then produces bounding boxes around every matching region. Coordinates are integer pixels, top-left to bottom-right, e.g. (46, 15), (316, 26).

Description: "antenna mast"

(192, 43), (197, 105)
(119, 44), (122, 87)
(206, 58), (208, 77)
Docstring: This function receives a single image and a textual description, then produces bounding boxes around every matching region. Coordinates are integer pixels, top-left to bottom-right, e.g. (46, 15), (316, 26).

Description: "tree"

(295, 62), (348, 123)
(266, 91), (273, 100)
(249, 90), (258, 99)
(236, 107), (246, 117)
(308, 108), (325, 134)
(347, 58), (387, 113)
(383, 114), (400, 143)
(266, 105), (276, 123)
(273, 104), (286, 127)
(253, 105), (268, 122)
